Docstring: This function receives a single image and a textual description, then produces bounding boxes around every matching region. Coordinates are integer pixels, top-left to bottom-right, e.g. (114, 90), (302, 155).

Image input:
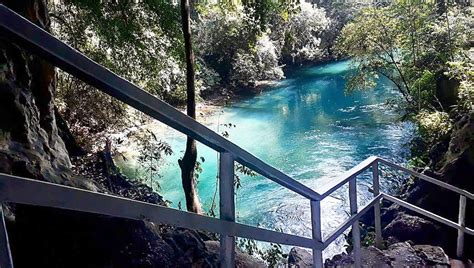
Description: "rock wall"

(0, 0), (90, 188)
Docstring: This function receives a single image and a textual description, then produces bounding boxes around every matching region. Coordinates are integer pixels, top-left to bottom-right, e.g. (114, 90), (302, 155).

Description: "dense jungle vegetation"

(49, 0), (473, 202)
(50, 0), (334, 151)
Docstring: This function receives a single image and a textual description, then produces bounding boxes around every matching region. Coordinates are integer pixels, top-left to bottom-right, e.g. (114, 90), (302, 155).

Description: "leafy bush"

(237, 239), (287, 267)
(446, 60), (474, 113)
(416, 110), (452, 143)
(196, 2), (330, 86)
(281, 2), (330, 64)
(231, 33), (284, 86)
(55, 72), (128, 151)
(50, 0), (187, 150)
(195, 4), (260, 82)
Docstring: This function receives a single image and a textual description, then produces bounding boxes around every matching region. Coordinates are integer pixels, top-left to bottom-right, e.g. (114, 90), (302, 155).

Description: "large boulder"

(325, 247), (391, 268)
(413, 245), (450, 266)
(161, 228), (219, 266)
(10, 202), (219, 267)
(436, 74), (459, 111)
(434, 111), (474, 192)
(325, 243), (449, 267)
(373, 112), (474, 258)
(382, 212), (442, 245)
(288, 247), (313, 267)
(384, 242), (426, 267)
(205, 241), (267, 268)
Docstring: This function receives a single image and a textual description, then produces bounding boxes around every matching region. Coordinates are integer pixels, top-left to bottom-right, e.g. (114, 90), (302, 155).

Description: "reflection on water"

(122, 60), (413, 258)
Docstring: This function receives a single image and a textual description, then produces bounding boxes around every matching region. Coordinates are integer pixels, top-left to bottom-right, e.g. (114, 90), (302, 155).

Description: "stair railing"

(0, 5), (472, 268)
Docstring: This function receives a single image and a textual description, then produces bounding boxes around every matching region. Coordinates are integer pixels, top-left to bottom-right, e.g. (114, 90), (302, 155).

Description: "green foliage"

(194, 156), (205, 181)
(194, 3), (260, 82)
(337, 2), (473, 163)
(446, 60), (474, 113)
(337, 6), (411, 99)
(337, 3), (473, 112)
(280, 2), (330, 64)
(55, 72), (128, 150)
(195, 2), (330, 85)
(262, 243), (287, 267)
(416, 110), (452, 143)
(52, 1), (333, 151)
(411, 70), (437, 110)
(234, 163), (257, 189)
(238, 238), (262, 256)
(50, 0), (184, 99)
(242, 0), (296, 30)
(231, 33), (284, 86)
(407, 156), (428, 169)
(50, 0), (187, 151)
(237, 238), (287, 267)
(345, 223), (388, 253)
(132, 128), (173, 190)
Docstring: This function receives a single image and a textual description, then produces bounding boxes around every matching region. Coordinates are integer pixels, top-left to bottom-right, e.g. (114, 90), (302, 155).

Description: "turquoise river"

(121, 60), (414, 258)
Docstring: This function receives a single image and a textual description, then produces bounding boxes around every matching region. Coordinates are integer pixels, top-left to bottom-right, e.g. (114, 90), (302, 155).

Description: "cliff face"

(0, 0), (89, 187)
(433, 112), (474, 191)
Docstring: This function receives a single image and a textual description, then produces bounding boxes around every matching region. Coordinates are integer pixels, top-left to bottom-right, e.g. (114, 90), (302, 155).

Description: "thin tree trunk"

(178, 0), (202, 214)
(436, 0), (446, 15)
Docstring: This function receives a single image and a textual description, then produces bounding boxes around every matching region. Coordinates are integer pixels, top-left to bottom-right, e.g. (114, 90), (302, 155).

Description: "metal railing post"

(349, 177), (361, 268)
(0, 204), (13, 268)
(372, 160), (382, 249)
(456, 195), (466, 258)
(310, 200), (323, 268)
(219, 152), (235, 268)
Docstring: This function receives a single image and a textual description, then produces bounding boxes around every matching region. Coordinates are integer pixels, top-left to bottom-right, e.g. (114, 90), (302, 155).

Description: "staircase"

(0, 5), (472, 268)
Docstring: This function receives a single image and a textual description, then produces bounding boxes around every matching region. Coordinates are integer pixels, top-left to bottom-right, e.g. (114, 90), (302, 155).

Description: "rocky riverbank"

(288, 242), (461, 267)
(371, 111), (474, 259)
(301, 111), (474, 267)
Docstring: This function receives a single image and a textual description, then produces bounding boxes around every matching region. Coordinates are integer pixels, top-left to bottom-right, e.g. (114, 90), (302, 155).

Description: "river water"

(121, 60), (414, 258)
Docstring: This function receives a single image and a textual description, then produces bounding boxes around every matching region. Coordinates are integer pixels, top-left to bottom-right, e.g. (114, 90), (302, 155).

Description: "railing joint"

(456, 195), (467, 258)
(349, 177), (361, 268)
(310, 200), (324, 268)
(219, 152), (235, 268)
(372, 160), (383, 249)
(0, 204), (13, 268)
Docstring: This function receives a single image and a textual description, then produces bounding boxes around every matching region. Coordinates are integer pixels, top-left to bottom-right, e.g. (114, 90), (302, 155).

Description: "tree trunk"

(178, 0), (202, 214)
(436, 0), (446, 15)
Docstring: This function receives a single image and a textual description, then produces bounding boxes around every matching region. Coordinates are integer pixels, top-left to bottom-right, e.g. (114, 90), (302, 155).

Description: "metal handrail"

(317, 156), (377, 198)
(0, 5), (472, 268)
(377, 158), (474, 200)
(1, 158), (472, 267)
(319, 157), (474, 266)
(0, 173), (318, 248)
(323, 194), (383, 248)
(382, 194), (474, 236)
